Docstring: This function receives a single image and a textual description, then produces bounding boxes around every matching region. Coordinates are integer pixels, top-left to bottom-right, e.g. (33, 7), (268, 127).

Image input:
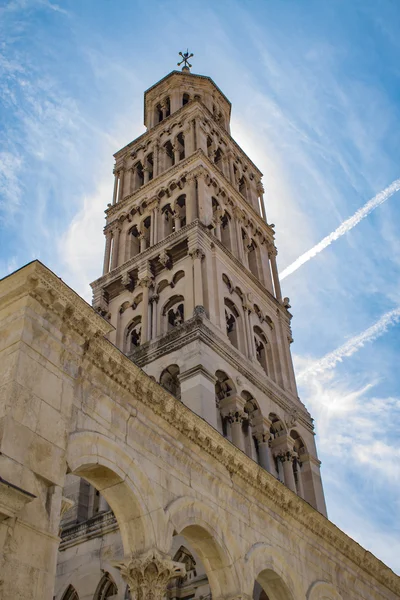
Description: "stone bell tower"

(91, 55), (327, 515)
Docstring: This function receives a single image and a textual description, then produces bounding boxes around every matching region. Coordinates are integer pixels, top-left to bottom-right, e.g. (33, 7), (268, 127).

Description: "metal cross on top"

(177, 50), (194, 71)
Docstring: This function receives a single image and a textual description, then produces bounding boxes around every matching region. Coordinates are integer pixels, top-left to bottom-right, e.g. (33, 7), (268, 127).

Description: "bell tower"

(91, 55), (327, 515)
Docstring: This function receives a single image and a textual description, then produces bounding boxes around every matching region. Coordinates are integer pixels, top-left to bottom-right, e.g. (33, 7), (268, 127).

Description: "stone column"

(295, 459), (305, 499)
(153, 205), (159, 245)
(241, 304), (252, 359)
(118, 169), (125, 203)
(112, 171), (119, 205)
(189, 248), (205, 308)
(269, 248), (282, 302)
(150, 294), (159, 340)
(254, 432), (272, 473)
(279, 451), (297, 493)
(114, 549), (185, 600)
(143, 167), (150, 185)
(228, 411), (247, 453)
(173, 143), (180, 164)
(103, 231), (112, 274)
(153, 143), (159, 177)
(186, 174), (197, 223)
(139, 276), (152, 344)
(111, 227), (121, 270)
(258, 184), (267, 221)
(139, 233), (147, 253)
(173, 211), (181, 232)
(228, 152), (235, 185)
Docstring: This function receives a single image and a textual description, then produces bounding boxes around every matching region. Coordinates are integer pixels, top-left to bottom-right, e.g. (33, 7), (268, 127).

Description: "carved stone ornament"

(189, 248), (205, 260)
(285, 408), (298, 429)
(113, 548), (186, 600)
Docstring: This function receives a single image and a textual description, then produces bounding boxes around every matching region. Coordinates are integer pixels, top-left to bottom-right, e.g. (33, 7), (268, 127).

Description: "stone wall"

(0, 261), (398, 600)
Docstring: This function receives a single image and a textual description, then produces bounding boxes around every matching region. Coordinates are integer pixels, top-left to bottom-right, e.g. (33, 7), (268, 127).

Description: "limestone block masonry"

(0, 65), (399, 600)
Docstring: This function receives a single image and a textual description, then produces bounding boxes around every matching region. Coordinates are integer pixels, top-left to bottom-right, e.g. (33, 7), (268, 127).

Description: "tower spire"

(177, 49), (194, 72)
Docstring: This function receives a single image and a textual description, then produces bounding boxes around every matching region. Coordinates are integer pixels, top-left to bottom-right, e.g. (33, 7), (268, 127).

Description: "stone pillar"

(118, 169), (125, 203)
(228, 153), (235, 185)
(103, 231), (112, 274)
(111, 227), (121, 270)
(295, 459), (305, 499)
(259, 243), (274, 293)
(139, 276), (152, 344)
(153, 205), (159, 245)
(174, 211), (181, 232)
(279, 451), (297, 493)
(189, 248), (205, 308)
(112, 171), (119, 205)
(254, 432), (272, 473)
(173, 143), (180, 164)
(153, 143), (159, 177)
(197, 169), (212, 226)
(228, 411), (247, 453)
(179, 365), (218, 428)
(139, 233), (147, 253)
(258, 184), (267, 221)
(114, 549), (185, 600)
(150, 294), (159, 340)
(144, 167), (150, 185)
(186, 175), (197, 223)
(269, 248), (282, 302)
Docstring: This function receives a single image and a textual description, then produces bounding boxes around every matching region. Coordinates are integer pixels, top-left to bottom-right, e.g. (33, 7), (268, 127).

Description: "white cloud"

(58, 179), (110, 301)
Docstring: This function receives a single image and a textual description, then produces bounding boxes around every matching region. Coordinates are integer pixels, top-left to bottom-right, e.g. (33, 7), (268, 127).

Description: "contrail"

(298, 306), (400, 382)
(280, 178), (400, 280)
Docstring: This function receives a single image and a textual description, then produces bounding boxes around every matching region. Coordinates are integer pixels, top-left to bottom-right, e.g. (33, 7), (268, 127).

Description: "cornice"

(0, 261), (114, 339)
(6, 262), (400, 597)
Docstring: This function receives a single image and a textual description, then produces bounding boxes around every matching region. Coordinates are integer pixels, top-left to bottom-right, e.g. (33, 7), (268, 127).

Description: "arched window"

(239, 176), (247, 199)
(254, 326), (275, 379)
(128, 225), (140, 258)
(165, 96), (171, 117)
(61, 585), (79, 600)
(144, 152), (154, 182)
(155, 103), (163, 123)
(126, 317), (141, 353)
(182, 93), (190, 106)
(140, 215), (151, 250)
(162, 295), (185, 333)
(94, 573), (118, 599)
(161, 203), (174, 238)
(132, 161), (144, 191)
(174, 195), (186, 229)
(163, 140), (174, 170)
(160, 364), (181, 399)
(176, 132), (185, 161)
(214, 147), (223, 170)
(247, 240), (259, 278)
(168, 302), (184, 330)
(221, 212), (232, 251)
(224, 298), (240, 350)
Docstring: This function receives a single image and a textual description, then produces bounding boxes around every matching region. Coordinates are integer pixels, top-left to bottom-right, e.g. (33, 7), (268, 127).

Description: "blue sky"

(1, 0), (400, 574)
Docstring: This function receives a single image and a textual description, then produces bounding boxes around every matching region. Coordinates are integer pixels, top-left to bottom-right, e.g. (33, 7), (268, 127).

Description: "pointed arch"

(94, 572), (118, 599)
(61, 585), (79, 600)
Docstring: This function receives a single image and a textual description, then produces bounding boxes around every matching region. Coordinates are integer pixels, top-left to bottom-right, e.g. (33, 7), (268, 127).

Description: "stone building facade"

(0, 64), (399, 600)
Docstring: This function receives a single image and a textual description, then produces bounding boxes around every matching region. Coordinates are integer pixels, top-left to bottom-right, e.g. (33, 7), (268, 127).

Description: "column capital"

(227, 410), (248, 425)
(268, 245), (278, 258)
(113, 548), (185, 600)
(138, 276), (153, 289)
(274, 449), (295, 463)
(189, 247), (205, 261)
(159, 249), (172, 269)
